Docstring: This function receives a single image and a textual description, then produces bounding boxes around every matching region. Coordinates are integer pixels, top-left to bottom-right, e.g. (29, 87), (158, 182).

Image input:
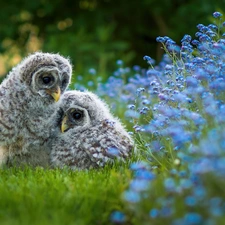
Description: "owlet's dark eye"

(42, 75), (54, 84)
(72, 111), (83, 120)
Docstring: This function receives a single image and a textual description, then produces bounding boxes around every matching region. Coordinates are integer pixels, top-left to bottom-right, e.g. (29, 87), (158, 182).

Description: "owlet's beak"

(46, 86), (61, 102)
(61, 115), (69, 133)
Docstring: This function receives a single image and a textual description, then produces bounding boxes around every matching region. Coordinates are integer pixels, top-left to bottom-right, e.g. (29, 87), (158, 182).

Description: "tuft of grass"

(0, 165), (132, 225)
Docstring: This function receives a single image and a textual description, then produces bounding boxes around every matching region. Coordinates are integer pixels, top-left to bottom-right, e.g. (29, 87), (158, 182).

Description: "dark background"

(0, 0), (224, 80)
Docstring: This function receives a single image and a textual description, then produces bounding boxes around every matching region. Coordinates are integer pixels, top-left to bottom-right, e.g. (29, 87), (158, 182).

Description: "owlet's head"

(59, 90), (113, 133)
(19, 52), (72, 102)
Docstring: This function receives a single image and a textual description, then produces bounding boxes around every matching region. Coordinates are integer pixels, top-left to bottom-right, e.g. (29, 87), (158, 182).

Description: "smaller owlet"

(0, 52), (72, 166)
(50, 90), (134, 170)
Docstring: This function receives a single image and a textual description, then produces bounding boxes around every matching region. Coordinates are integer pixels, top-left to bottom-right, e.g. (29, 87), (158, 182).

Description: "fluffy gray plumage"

(50, 90), (134, 170)
(0, 52), (72, 166)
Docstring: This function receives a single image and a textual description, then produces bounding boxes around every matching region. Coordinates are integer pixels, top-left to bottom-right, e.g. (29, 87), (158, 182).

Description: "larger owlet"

(50, 90), (134, 170)
(0, 52), (72, 166)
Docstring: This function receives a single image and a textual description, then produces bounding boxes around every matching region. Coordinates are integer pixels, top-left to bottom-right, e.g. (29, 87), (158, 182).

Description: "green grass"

(0, 165), (132, 225)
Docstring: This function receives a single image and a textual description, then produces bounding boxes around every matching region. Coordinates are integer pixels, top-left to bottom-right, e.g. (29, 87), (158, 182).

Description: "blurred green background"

(0, 0), (224, 82)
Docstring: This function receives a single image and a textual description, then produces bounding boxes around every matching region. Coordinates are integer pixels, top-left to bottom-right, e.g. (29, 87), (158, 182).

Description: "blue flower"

(134, 170), (155, 180)
(110, 211), (126, 223)
(184, 213), (202, 224)
(107, 147), (120, 156)
(130, 179), (150, 191)
(213, 12), (223, 18)
(130, 162), (150, 171)
(116, 59), (123, 66)
(88, 68), (96, 75)
(123, 190), (141, 203)
(149, 208), (159, 218)
(164, 178), (176, 191)
(156, 36), (166, 43)
(185, 196), (197, 206)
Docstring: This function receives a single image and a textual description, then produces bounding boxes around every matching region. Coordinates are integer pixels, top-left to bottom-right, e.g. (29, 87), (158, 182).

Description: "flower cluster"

(75, 12), (225, 225)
